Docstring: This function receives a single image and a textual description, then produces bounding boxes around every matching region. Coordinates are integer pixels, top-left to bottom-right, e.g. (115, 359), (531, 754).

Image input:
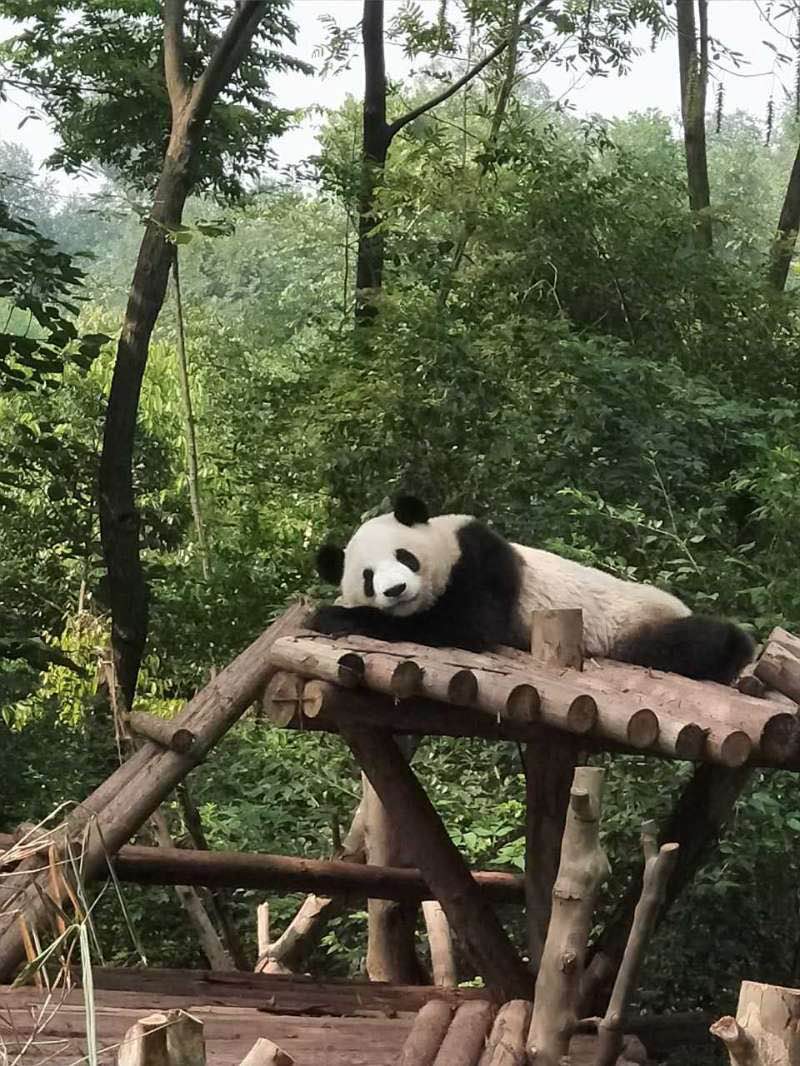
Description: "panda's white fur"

(336, 510), (688, 656)
(312, 495), (753, 682)
(513, 543), (690, 658)
(337, 513), (468, 617)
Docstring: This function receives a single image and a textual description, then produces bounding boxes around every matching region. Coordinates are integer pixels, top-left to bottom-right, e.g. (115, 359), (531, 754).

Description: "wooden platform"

(0, 976), (635, 1065)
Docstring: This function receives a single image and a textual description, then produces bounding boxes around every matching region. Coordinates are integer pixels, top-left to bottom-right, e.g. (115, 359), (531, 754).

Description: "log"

(118, 1012), (170, 1066)
(126, 712), (196, 755)
(595, 823), (679, 1066)
(397, 1001), (454, 1066)
(478, 999), (532, 1066)
(588, 658), (796, 763)
(766, 625), (800, 657)
(754, 641), (800, 707)
(338, 726), (531, 1002)
(0, 836), (531, 903)
(737, 661), (765, 699)
(528, 767), (610, 1065)
(0, 600), (311, 981)
(239, 1038), (294, 1066)
(433, 1001), (496, 1066)
(423, 900), (457, 988)
(711, 979), (800, 1065)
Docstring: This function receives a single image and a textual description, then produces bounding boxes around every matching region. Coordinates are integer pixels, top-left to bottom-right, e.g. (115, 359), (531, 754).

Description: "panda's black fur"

(311, 495), (754, 684)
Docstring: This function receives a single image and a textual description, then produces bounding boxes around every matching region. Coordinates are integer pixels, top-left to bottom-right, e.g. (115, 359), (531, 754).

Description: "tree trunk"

(355, 0), (390, 318)
(676, 0), (712, 250)
(768, 142), (800, 291)
(98, 3), (268, 713)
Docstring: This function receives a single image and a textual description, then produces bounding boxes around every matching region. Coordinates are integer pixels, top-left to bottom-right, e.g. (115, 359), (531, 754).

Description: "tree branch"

(388, 0), (553, 138)
(163, 0), (190, 111)
(189, 2), (268, 126)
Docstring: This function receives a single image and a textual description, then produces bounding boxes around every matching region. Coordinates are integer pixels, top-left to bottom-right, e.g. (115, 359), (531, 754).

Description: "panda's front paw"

(308, 605), (357, 637)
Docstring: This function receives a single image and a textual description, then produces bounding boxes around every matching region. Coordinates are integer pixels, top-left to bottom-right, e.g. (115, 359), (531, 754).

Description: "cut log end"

(674, 723), (706, 761)
(566, 694), (597, 734)
(262, 673), (304, 728)
(447, 668), (478, 706)
(718, 730), (752, 768)
(626, 708), (659, 750)
(337, 652), (365, 687)
(506, 684), (540, 723)
(391, 660), (424, 698)
(760, 711), (800, 763)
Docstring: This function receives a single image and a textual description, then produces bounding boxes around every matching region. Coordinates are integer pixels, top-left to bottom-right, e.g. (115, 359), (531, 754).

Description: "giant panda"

(310, 494), (754, 684)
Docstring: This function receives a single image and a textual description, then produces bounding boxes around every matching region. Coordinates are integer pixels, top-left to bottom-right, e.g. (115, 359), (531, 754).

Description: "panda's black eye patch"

(395, 549), (420, 572)
(363, 568), (375, 597)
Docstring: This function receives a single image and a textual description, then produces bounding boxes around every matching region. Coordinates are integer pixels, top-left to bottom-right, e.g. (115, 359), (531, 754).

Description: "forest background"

(3, 2), (800, 1056)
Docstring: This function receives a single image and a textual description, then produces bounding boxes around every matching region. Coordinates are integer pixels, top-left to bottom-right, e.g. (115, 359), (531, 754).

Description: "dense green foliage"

(4, 12), (800, 1056)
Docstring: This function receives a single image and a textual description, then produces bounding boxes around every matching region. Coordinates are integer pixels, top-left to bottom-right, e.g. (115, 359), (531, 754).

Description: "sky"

(0, 0), (795, 194)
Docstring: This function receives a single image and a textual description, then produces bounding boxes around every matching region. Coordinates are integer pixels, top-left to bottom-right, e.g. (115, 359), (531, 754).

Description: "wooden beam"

(75, 965), (493, 1016)
(0, 835), (525, 903)
(0, 601), (310, 982)
(337, 726), (531, 1002)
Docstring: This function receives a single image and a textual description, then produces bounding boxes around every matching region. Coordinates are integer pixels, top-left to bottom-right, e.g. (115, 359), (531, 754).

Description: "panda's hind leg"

(610, 615), (754, 685)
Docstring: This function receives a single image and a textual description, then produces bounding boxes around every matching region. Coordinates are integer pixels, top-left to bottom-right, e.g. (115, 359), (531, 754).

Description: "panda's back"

(512, 543), (690, 658)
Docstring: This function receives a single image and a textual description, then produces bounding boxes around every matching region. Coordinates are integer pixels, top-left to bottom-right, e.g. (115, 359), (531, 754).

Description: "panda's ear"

(316, 543), (345, 584)
(394, 495), (429, 526)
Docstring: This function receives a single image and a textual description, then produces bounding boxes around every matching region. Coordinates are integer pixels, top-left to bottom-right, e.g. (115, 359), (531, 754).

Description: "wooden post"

(711, 980), (800, 1065)
(337, 725), (530, 1001)
(530, 609), (584, 670)
(423, 900), (457, 987)
(527, 766), (609, 1065)
(365, 768), (424, 984)
(595, 823), (679, 1066)
(525, 609), (584, 971)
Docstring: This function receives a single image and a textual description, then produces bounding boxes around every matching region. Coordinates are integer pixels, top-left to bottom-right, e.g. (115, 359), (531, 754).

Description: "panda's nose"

(384, 582), (406, 599)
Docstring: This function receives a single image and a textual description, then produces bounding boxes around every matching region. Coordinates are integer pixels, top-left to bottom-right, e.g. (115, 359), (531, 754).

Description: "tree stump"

(711, 980), (800, 1065)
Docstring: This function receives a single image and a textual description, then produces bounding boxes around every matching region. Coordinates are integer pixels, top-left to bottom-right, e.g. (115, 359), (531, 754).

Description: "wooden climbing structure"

(4, 602), (800, 1065)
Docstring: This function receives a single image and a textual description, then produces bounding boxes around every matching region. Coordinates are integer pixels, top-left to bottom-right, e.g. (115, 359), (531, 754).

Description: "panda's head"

(316, 495), (464, 617)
